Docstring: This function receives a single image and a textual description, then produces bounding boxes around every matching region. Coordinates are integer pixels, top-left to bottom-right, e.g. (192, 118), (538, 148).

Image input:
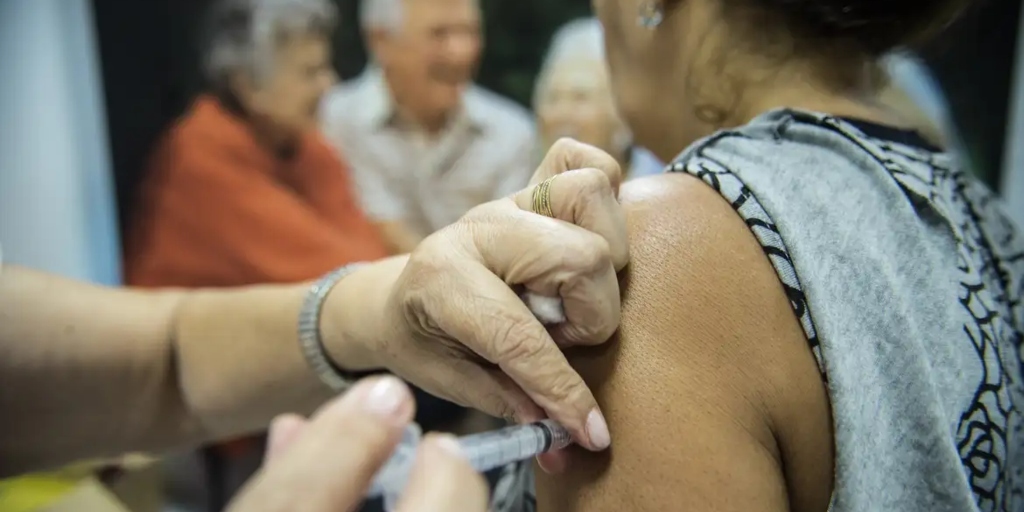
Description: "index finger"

(530, 138), (623, 192)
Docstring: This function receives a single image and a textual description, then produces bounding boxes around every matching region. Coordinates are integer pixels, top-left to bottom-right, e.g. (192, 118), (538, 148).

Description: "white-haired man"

(321, 0), (536, 255)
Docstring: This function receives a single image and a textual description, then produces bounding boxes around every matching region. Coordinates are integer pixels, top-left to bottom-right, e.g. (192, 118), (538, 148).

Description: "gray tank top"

(490, 109), (1024, 512)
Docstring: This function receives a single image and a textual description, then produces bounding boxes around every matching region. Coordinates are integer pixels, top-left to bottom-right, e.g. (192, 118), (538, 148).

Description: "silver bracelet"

(297, 263), (368, 392)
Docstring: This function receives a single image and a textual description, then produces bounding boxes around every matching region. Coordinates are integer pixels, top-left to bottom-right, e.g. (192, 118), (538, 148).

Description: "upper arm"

(535, 173), (834, 512)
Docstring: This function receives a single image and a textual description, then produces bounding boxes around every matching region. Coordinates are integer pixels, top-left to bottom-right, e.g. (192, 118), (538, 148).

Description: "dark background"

(91, 0), (1022, 240)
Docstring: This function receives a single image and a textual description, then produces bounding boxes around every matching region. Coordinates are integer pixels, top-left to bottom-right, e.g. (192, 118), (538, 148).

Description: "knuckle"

(595, 151), (622, 177)
(592, 308), (621, 344)
(485, 394), (519, 424)
(544, 373), (585, 407)
(554, 139), (621, 179)
(550, 137), (581, 156)
(567, 167), (613, 198)
(462, 199), (505, 220)
(406, 234), (451, 277)
(570, 232), (612, 275)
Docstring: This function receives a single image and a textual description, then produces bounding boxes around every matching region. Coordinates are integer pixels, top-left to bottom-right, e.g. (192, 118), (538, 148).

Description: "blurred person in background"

(123, 0), (388, 507)
(534, 18), (663, 180)
(319, 0), (536, 451)
(532, 18), (956, 183)
(320, 0), (536, 256)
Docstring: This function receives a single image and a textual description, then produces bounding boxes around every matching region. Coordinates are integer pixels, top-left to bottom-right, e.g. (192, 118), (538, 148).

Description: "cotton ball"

(523, 292), (566, 324)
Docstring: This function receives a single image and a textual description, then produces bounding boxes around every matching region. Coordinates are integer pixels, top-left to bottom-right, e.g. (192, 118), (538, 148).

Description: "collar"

(351, 66), (486, 133)
(191, 95), (311, 170)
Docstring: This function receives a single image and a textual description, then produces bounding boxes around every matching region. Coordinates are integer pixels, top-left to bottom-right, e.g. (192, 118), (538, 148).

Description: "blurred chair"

(533, 17), (663, 180)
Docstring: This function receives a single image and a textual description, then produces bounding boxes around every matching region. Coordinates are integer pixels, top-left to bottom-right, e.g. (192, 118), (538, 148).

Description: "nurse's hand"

(326, 139), (627, 460)
(227, 376), (487, 512)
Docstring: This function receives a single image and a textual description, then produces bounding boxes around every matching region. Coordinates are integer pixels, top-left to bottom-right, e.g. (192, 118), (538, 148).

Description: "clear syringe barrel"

(457, 419), (572, 473)
(367, 420), (572, 510)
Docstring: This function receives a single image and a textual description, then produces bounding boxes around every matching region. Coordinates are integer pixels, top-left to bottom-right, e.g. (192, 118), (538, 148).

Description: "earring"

(637, 2), (664, 29)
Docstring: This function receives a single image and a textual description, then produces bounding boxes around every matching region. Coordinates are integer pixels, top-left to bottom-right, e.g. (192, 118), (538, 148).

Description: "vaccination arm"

(535, 174), (835, 511)
(0, 256), (404, 477)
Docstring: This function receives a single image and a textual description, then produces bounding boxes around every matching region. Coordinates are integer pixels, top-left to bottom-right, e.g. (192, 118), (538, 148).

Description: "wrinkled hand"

(380, 139), (628, 460)
(226, 376), (487, 512)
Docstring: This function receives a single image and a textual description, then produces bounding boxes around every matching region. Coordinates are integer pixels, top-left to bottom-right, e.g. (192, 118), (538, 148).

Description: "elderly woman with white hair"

(123, 0), (392, 507)
(533, 18), (664, 180)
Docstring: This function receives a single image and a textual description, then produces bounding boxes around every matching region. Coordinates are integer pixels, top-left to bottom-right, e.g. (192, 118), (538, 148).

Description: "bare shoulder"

(536, 173), (833, 512)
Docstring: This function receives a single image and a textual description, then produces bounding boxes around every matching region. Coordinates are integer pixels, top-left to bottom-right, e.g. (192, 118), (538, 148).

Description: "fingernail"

(586, 409), (611, 450)
(430, 434), (465, 459)
(361, 376), (409, 422)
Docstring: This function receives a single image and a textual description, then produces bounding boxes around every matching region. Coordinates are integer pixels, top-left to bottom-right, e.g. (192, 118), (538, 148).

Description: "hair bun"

(765, 0), (965, 53)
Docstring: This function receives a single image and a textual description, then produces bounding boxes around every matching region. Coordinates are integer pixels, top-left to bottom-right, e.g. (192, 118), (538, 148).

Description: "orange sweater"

(125, 96), (389, 288)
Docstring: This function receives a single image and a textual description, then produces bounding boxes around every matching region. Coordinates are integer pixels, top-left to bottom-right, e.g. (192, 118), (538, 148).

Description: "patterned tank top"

(487, 109), (1023, 512)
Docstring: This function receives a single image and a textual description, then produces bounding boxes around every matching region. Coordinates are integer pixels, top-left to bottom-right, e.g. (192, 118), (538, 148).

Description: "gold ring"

(531, 176), (556, 218)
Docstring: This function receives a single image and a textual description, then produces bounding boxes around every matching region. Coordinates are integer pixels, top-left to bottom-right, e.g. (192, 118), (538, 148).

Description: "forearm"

(0, 266), (192, 475)
(176, 256), (412, 435)
(0, 260), (401, 476)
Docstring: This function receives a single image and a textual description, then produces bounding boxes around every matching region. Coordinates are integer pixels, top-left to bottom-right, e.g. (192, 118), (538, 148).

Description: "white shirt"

(321, 68), (537, 237)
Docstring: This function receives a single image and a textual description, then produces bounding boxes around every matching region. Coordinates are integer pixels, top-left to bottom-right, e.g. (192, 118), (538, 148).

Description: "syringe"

(366, 420), (572, 508)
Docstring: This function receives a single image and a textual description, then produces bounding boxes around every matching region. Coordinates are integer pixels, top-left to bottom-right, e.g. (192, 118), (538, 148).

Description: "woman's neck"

(643, 75), (906, 163)
(734, 82), (906, 131)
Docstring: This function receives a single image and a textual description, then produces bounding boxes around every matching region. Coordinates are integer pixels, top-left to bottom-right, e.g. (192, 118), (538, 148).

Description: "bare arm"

(536, 174), (834, 511)
(0, 258), (403, 477)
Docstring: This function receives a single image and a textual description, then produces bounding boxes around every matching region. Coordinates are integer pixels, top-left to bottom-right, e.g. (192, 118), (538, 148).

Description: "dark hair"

(680, 0), (975, 126)
(760, 0), (975, 55)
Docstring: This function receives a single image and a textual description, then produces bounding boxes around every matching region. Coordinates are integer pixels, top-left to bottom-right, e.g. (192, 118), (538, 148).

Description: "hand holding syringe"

(367, 293), (572, 509)
(367, 419), (573, 510)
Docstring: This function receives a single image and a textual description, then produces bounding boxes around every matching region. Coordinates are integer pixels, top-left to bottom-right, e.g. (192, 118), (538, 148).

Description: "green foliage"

(330, 0), (592, 108)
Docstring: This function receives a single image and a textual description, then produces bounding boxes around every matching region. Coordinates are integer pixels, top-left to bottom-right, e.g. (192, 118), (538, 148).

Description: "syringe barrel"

(458, 420), (572, 473)
(366, 420), (572, 502)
